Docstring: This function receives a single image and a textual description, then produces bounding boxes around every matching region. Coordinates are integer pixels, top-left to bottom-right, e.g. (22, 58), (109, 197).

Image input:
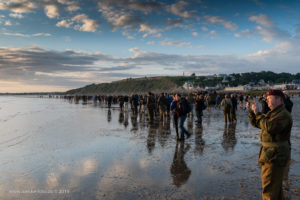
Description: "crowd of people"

(61, 89), (295, 200)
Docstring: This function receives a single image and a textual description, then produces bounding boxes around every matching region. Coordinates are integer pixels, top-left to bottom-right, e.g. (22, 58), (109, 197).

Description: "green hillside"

(66, 77), (178, 94)
(65, 71), (300, 95)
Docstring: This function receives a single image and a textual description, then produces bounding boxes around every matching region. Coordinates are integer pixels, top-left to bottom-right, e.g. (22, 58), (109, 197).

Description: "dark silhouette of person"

(170, 142), (191, 187)
(118, 110), (124, 124)
(221, 122), (237, 152)
(107, 109), (112, 123)
(147, 122), (158, 154)
(124, 110), (129, 128)
(130, 111), (138, 132)
(194, 124), (205, 156)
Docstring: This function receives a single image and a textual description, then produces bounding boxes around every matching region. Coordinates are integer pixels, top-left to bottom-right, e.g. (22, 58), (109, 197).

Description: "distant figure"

(205, 94), (211, 111)
(146, 92), (156, 123)
(124, 95), (129, 110)
(170, 94), (179, 139)
(175, 94), (191, 141)
(239, 94), (244, 109)
(118, 95), (124, 111)
(157, 93), (167, 120)
(283, 94), (293, 113)
(107, 95), (113, 109)
(195, 94), (205, 125)
(215, 95), (221, 109)
(221, 94), (233, 123)
(230, 94), (237, 122)
(247, 89), (293, 200)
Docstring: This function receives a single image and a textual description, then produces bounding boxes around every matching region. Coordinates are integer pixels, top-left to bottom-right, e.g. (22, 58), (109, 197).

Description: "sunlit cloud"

(44, 4), (59, 19)
(205, 16), (238, 31)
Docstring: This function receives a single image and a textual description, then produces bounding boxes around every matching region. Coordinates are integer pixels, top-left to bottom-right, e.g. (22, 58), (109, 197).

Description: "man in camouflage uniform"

(247, 89), (293, 200)
(221, 94), (233, 123)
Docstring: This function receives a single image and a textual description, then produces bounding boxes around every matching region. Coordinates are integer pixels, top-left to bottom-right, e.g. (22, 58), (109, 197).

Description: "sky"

(0, 0), (300, 92)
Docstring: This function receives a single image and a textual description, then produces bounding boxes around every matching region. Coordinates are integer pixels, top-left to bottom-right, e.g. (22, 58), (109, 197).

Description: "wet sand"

(0, 96), (299, 200)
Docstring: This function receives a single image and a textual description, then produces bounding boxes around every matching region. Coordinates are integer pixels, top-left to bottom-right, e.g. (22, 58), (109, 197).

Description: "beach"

(0, 95), (299, 200)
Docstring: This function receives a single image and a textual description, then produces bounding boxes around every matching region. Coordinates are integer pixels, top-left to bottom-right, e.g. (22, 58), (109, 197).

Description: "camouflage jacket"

(221, 98), (232, 112)
(248, 104), (293, 166)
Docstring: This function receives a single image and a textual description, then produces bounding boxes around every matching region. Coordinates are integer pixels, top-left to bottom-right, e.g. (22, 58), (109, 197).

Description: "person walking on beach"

(147, 92), (156, 123)
(247, 89), (292, 200)
(158, 93), (167, 121)
(239, 93), (244, 109)
(170, 94), (179, 139)
(230, 94), (237, 122)
(176, 94), (191, 141)
(221, 94), (233, 123)
(195, 93), (205, 125)
(215, 95), (221, 109)
(205, 94), (211, 111)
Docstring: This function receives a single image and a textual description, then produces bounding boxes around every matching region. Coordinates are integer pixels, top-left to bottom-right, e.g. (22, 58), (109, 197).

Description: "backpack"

(179, 98), (191, 115)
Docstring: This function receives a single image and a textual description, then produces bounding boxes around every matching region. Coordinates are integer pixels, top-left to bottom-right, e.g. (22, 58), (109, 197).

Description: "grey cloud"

(205, 15), (238, 31)
(1, 43), (299, 91)
(249, 14), (291, 42)
(0, 1), (37, 13)
(166, 1), (196, 18)
(98, 66), (138, 72)
(165, 18), (184, 26)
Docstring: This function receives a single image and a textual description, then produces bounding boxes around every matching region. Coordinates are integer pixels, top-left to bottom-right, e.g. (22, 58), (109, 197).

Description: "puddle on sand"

(0, 96), (299, 200)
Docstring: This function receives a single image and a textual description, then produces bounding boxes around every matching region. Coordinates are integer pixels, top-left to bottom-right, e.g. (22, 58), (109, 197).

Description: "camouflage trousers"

(261, 163), (285, 200)
(223, 110), (231, 123)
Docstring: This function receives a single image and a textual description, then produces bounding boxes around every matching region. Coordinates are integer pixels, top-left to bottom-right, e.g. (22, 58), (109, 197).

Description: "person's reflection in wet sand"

(130, 111), (138, 131)
(221, 122), (237, 152)
(170, 141), (191, 187)
(194, 124), (205, 156)
(187, 116), (193, 134)
(147, 122), (158, 154)
(124, 110), (129, 128)
(107, 109), (112, 123)
(118, 110), (124, 124)
(139, 110), (146, 131)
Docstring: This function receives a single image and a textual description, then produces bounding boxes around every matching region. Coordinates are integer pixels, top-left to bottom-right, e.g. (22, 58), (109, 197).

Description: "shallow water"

(0, 96), (299, 200)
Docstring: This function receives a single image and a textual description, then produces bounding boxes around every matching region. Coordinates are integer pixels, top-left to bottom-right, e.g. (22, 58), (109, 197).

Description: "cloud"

(167, 1), (195, 18)
(205, 16), (238, 31)
(125, 1), (163, 14)
(210, 30), (217, 35)
(234, 29), (252, 38)
(165, 18), (184, 26)
(56, 14), (99, 32)
(139, 24), (162, 38)
(249, 14), (273, 27)
(4, 20), (12, 26)
(9, 12), (23, 18)
(44, 4), (59, 19)
(0, 1), (37, 13)
(192, 32), (198, 37)
(160, 40), (191, 47)
(202, 26), (208, 31)
(249, 14), (290, 42)
(57, 0), (80, 12)
(72, 14), (98, 32)
(56, 19), (73, 28)
(2, 32), (51, 37)
(98, 1), (142, 30)
(1, 39), (300, 92)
